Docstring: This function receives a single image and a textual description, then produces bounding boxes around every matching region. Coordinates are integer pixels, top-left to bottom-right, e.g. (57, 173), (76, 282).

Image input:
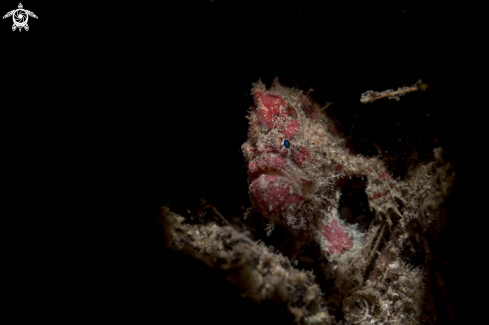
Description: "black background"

(2, 2), (483, 324)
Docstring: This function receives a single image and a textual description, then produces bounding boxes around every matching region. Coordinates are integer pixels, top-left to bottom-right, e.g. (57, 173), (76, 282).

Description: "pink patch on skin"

(327, 124), (338, 136)
(379, 169), (392, 180)
(274, 123), (285, 133)
(250, 175), (302, 218)
(248, 161), (259, 176)
(287, 106), (297, 117)
(249, 143), (280, 161)
(300, 147), (311, 158)
(247, 127), (255, 139)
(377, 170), (394, 188)
(334, 163), (343, 171)
(283, 119), (300, 138)
(254, 92), (290, 128)
(270, 155), (286, 169)
(373, 191), (387, 202)
(253, 92), (299, 134)
(248, 155), (286, 181)
(301, 98), (318, 119)
(293, 147), (311, 167)
(321, 219), (354, 255)
(254, 92), (286, 116)
(258, 106), (273, 129)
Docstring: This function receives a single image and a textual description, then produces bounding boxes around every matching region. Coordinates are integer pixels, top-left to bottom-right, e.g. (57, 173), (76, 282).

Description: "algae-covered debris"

(160, 206), (334, 324)
(360, 80), (431, 104)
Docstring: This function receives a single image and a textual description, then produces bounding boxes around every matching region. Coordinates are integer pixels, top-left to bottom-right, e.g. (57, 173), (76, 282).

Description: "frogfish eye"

(283, 139), (290, 148)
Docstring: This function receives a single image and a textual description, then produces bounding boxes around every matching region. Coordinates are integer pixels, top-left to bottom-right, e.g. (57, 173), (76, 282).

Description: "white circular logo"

(13, 9), (28, 27)
(3, 3), (38, 32)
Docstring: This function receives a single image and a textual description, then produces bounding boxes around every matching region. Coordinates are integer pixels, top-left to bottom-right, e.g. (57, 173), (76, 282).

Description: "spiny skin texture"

(241, 78), (400, 259)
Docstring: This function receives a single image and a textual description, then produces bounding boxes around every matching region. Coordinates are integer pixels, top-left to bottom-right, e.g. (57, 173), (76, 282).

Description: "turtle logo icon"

(3, 3), (37, 32)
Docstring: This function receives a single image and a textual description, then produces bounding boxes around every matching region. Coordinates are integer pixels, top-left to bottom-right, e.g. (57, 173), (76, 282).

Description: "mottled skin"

(241, 78), (402, 260)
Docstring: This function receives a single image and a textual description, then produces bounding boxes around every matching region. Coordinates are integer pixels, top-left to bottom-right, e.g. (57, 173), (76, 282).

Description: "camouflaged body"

(241, 78), (401, 260)
(242, 79), (454, 324)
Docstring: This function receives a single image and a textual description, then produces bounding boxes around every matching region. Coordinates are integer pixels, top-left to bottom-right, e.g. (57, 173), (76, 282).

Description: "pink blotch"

(247, 155), (287, 180)
(327, 124), (339, 136)
(250, 175), (302, 216)
(373, 191), (387, 201)
(247, 161), (259, 178)
(379, 169), (392, 180)
(254, 92), (288, 123)
(378, 170), (394, 188)
(283, 119), (300, 138)
(301, 98), (318, 119)
(321, 219), (353, 255)
(254, 92), (286, 115)
(269, 155), (286, 169)
(287, 106), (297, 117)
(254, 91), (299, 131)
(293, 147), (311, 167)
(300, 147), (311, 158)
(247, 127), (255, 139)
(258, 106), (274, 129)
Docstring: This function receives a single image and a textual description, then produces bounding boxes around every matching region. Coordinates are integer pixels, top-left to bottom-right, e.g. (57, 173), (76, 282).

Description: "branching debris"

(360, 80), (431, 104)
(159, 206), (334, 324)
